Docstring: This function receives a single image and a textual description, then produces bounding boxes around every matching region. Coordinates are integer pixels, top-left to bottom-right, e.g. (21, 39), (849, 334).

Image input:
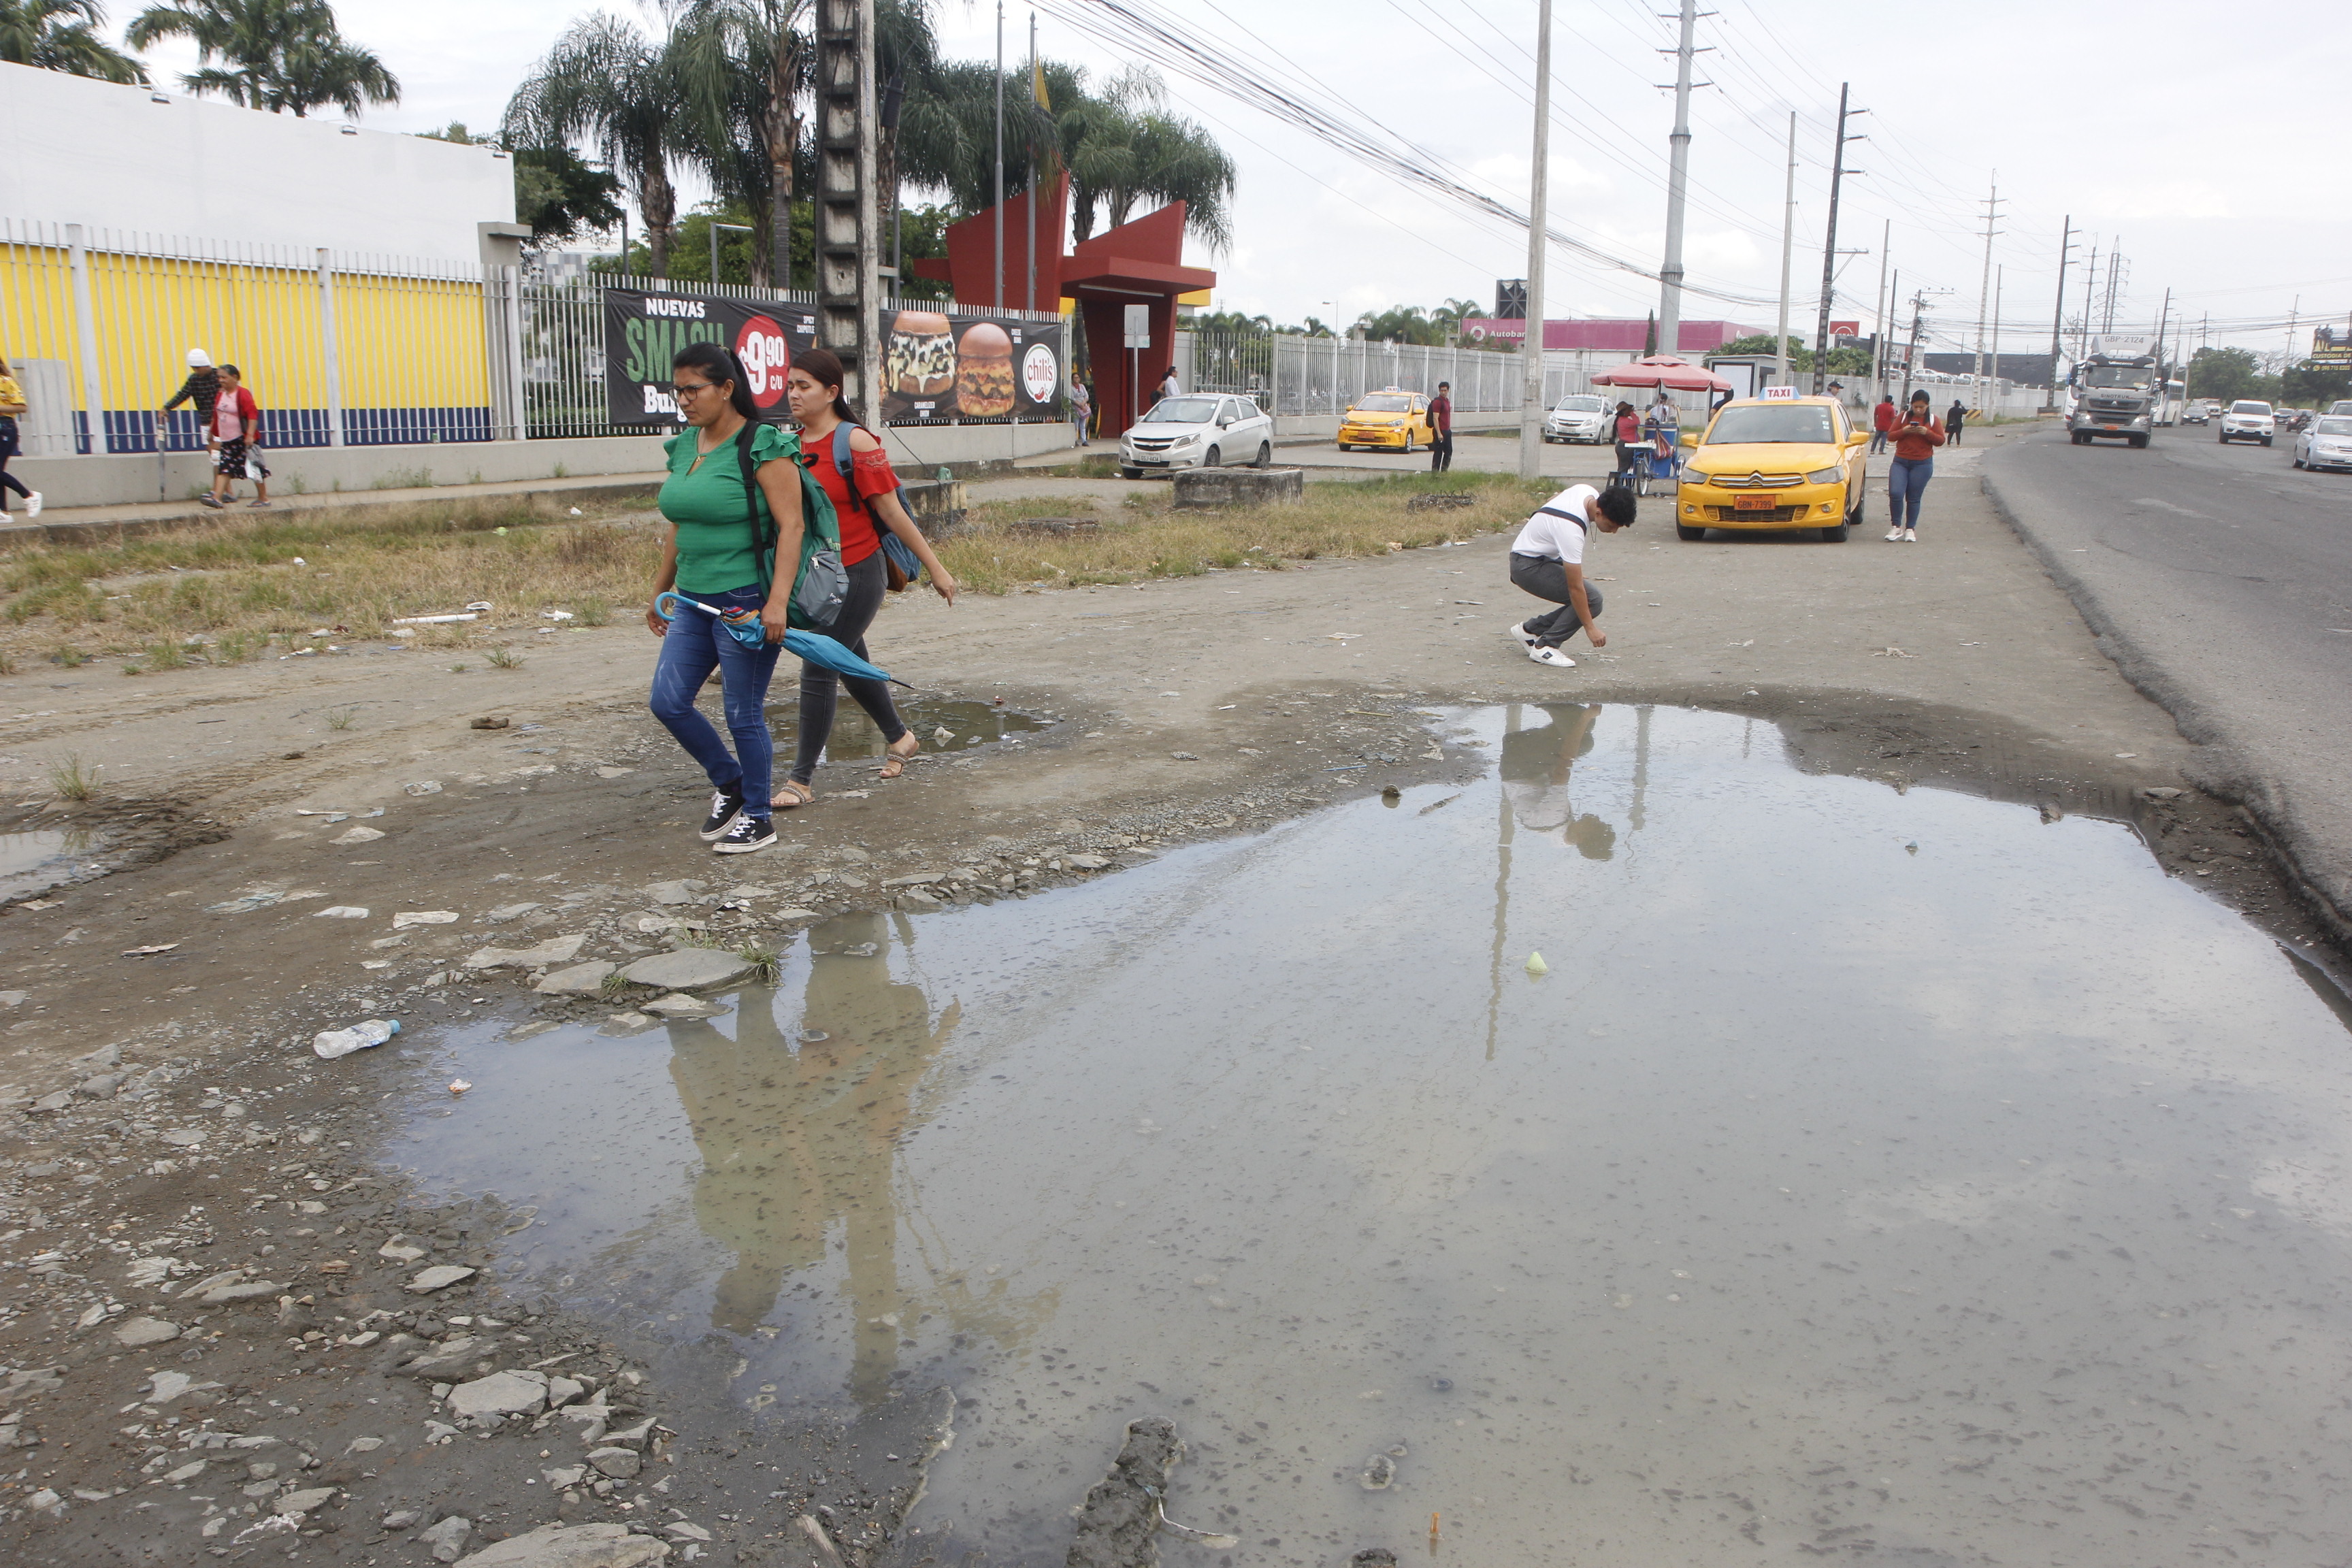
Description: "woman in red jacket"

(1884, 389), (1944, 542)
(201, 365), (269, 510)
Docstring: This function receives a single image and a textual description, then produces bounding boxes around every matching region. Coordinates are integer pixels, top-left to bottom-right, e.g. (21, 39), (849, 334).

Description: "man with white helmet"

(161, 348), (222, 439)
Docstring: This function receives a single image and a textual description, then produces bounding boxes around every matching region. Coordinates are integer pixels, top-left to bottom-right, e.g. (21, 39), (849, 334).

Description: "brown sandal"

(772, 780), (816, 811)
(878, 732), (920, 781)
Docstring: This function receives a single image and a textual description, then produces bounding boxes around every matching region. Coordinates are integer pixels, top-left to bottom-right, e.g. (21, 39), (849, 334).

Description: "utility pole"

(2283, 295), (2300, 382)
(2080, 237), (2097, 356)
(1869, 218), (1889, 399)
(1901, 290), (1927, 403)
(1971, 176), (2003, 415)
(1518, 0), (1553, 479)
(1987, 264), (2002, 415)
(992, 0), (1004, 309)
(1876, 266), (1897, 401)
(1026, 10), (1038, 313)
(1653, 0), (1711, 359)
(813, 0), (881, 424)
(2044, 214), (2072, 412)
(2153, 284), (2171, 417)
(1810, 84), (1865, 395)
(1774, 110), (1795, 388)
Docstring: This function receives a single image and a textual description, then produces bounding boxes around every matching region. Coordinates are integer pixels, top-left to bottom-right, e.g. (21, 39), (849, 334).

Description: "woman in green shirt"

(647, 343), (806, 855)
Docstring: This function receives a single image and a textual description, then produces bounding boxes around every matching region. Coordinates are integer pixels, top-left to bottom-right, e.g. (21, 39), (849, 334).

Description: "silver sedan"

(2293, 415), (2352, 473)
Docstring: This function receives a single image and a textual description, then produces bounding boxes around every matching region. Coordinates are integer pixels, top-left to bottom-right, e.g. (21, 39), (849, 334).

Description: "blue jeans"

(1888, 456), (1933, 529)
(649, 583), (783, 814)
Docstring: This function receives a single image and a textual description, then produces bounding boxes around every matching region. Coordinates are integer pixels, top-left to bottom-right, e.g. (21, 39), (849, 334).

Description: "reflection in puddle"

(391, 705), (2352, 1565)
(0, 828), (81, 901)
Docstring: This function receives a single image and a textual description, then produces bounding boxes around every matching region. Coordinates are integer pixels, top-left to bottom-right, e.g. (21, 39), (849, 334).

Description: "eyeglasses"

(669, 382), (718, 399)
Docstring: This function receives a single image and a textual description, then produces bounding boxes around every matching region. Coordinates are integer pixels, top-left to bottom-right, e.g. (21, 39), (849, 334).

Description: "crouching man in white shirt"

(1505, 482), (1637, 668)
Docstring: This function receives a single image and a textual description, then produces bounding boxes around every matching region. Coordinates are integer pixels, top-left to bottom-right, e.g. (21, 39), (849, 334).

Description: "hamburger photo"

(885, 310), (956, 399)
(954, 322), (1017, 418)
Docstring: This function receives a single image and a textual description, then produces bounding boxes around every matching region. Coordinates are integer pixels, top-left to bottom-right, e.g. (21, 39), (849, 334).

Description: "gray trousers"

(1509, 551), (1603, 647)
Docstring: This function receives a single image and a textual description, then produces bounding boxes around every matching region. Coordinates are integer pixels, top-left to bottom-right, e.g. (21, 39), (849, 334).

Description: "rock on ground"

(535, 960), (617, 996)
(1066, 1416), (1184, 1568)
(446, 1370), (547, 1420)
(616, 949), (753, 990)
(453, 1522), (670, 1568)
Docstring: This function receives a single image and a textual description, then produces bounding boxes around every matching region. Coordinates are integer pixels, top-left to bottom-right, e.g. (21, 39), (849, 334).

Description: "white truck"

(2066, 334), (2161, 448)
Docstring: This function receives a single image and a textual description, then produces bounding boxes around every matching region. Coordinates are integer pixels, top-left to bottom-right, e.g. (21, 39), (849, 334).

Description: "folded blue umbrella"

(654, 592), (906, 686)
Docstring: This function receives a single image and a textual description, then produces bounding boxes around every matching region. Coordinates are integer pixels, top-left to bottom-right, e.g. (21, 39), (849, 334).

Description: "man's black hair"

(219, 364), (240, 378)
(1438, 380), (1450, 389)
(1596, 486), (1637, 527)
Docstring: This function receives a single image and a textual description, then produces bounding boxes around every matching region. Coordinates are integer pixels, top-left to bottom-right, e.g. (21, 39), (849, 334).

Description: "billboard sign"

(602, 289), (1063, 425)
(2313, 323), (2352, 367)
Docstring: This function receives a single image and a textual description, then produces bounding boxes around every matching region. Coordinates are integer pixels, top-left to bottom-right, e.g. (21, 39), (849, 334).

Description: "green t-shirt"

(659, 422), (800, 593)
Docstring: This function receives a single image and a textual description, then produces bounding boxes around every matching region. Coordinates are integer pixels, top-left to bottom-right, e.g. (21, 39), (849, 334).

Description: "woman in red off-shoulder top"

(777, 349), (960, 810)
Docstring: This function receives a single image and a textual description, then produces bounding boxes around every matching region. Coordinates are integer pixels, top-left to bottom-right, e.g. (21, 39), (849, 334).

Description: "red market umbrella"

(1589, 356), (1733, 393)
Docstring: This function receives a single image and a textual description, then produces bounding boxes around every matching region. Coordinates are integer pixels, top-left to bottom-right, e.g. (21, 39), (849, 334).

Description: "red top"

(211, 386), (260, 442)
(1615, 412), (1642, 443)
(1872, 401), (1897, 431)
(1428, 393), (1452, 434)
(1888, 414), (1946, 461)
(796, 434), (900, 566)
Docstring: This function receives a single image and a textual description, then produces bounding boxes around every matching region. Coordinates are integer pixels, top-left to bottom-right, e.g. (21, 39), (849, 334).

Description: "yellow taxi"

(1337, 388), (1435, 452)
(1675, 393), (1868, 542)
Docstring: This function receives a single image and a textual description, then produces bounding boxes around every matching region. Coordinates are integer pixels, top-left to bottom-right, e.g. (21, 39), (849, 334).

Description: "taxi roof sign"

(1761, 384), (1798, 399)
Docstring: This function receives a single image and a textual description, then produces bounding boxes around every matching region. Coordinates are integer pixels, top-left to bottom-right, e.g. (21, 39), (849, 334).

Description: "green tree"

(127, 0), (397, 117)
(1, 0), (146, 81)
(506, 13), (681, 278)
(2186, 346), (2264, 406)
(2283, 359), (2351, 410)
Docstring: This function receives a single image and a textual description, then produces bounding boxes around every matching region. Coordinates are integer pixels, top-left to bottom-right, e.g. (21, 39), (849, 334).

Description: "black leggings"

(790, 551), (909, 785)
(0, 418), (26, 500)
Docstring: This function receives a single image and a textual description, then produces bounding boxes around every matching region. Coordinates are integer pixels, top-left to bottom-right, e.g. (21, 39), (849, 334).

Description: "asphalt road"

(1984, 422), (2352, 930)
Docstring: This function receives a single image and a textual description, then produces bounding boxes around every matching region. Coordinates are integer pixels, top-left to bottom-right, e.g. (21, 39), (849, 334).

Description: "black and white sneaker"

(712, 814), (777, 854)
(698, 790), (746, 841)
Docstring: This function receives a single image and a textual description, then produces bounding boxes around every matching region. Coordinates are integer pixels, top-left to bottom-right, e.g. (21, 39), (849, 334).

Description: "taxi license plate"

(1735, 493), (1776, 511)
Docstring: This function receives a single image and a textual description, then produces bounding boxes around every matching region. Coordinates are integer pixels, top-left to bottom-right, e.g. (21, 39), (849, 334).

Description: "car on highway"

(1543, 393), (1612, 444)
(1335, 389), (1434, 453)
(2330, 400), (2352, 417)
(2219, 399), (2276, 446)
(1673, 394), (1868, 542)
(2182, 400), (2212, 425)
(2293, 415), (2352, 472)
(1117, 394), (1275, 478)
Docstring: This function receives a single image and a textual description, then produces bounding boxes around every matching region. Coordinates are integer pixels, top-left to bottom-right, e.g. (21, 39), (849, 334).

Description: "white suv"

(1120, 394), (1275, 476)
(2219, 400), (2275, 446)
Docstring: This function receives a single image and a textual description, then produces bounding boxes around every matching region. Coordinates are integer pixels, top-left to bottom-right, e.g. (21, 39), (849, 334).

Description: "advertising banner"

(603, 288), (1064, 425)
(2312, 323), (2351, 368)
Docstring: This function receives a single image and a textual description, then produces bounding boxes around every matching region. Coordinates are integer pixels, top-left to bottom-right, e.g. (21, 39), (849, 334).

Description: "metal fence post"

(63, 223), (105, 455)
(316, 248), (346, 448)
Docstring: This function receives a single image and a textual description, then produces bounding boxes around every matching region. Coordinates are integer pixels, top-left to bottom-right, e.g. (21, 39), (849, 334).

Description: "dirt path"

(1, 431), (2334, 1563)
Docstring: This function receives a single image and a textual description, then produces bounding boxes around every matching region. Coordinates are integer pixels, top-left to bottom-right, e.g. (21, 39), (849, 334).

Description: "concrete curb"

(1980, 450), (2352, 945)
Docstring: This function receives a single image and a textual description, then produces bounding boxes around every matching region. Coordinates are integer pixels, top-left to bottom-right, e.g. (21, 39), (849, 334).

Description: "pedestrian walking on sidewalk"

(1946, 399), (1967, 445)
(1428, 380), (1454, 472)
(1870, 394), (1895, 453)
(1159, 365), (1180, 401)
(777, 347), (960, 813)
(161, 348), (220, 447)
(645, 343), (808, 856)
(1070, 376), (1092, 447)
(202, 365), (270, 510)
(0, 354), (40, 521)
(1884, 390), (1944, 542)
(1504, 481), (1637, 668)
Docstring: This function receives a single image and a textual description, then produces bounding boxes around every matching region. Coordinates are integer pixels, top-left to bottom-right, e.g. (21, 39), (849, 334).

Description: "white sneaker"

(1902, 528), (1918, 542)
(24, 492), (41, 519)
(1884, 526), (1902, 542)
(1503, 619), (1538, 647)
(1528, 644), (1576, 668)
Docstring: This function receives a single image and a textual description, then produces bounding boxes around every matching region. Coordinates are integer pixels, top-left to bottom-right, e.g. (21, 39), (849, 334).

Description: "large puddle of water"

(387, 704), (2352, 1565)
(0, 828), (85, 901)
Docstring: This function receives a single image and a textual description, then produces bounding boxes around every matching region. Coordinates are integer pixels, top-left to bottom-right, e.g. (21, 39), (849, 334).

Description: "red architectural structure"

(911, 176), (1215, 438)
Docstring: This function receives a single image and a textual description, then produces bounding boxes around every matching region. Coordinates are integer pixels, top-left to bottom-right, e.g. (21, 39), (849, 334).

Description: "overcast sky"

(127, 0), (2352, 359)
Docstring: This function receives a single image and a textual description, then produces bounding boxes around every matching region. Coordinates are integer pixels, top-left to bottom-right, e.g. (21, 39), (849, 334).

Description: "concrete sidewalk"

(2, 469), (669, 545)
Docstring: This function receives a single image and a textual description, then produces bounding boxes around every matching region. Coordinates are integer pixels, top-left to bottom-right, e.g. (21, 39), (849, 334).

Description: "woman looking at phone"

(1884, 389), (1945, 543)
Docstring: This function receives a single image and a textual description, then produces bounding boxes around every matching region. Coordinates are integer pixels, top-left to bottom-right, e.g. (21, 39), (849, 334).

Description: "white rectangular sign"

(1761, 384), (1798, 400)
(1123, 304), (1151, 348)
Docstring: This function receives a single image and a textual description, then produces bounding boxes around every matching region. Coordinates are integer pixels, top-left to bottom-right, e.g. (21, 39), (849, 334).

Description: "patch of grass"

(449, 662), (471, 674)
(599, 971), (636, 999)
(372, 466), (435, 491)
(574, 596), (612, 627)
(734, 944), (781, 984)
(50, 753), (99, 802)
(485, 645), (523, 670)
(50, 647), (88, 667)
(143, 640), (189, 670)
(325, 705), (359, 730)
(0, 495), (657, 663)
(936, 468), (1556, 595)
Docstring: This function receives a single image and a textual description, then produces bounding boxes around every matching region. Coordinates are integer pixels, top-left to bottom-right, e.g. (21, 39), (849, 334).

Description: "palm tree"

(1, 0), (147, 81)
(664, 0), (805, 288)
(127, 0), (396, 116)
(505, 13), (681, 277)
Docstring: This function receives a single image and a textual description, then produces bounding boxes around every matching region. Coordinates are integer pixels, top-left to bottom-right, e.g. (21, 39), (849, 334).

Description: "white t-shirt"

(1510, 484), (1597, 566)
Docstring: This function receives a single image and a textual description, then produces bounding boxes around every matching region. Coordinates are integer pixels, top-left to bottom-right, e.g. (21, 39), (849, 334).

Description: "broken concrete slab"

(446, 1370), (547, 1420)
(534, 961), (617, 996)
(615, 949), (752, 991)
(467, 936), (587, 970)
(452, 1522), (669, 1568)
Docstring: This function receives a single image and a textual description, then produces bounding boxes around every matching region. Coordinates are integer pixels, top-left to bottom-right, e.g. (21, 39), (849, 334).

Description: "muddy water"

(777, 697), (1050, 761)
(388, 704), (2352, 1567)
(0, 828), (80, 900)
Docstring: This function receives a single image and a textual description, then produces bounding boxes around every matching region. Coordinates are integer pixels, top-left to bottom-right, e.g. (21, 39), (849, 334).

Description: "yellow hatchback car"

(1676, 395), (1869, 542)
(1337, 389), (1434, 453)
